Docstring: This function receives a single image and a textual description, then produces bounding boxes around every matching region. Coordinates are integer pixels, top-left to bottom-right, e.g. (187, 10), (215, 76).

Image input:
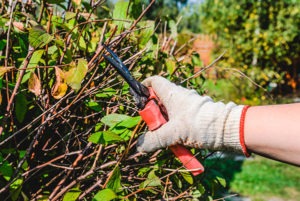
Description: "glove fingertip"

(136, 132), (158, 153)
(142, 75), (161, 87)
(136, 134), (147, 152)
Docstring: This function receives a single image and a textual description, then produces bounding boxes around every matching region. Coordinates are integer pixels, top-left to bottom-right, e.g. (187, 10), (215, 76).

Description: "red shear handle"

(139, 99), (167, 130)
(169, 145), (204, 176)
(138, 88), (204, 176)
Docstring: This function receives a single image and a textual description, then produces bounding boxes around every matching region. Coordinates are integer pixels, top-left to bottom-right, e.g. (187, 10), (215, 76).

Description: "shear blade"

(102, 45), (150, 108)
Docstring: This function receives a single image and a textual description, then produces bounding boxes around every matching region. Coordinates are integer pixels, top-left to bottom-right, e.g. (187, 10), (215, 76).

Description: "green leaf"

(191, 52), (203, 67)
(140, 170), (161, 188)
(65, 59), (88, 90)
(29, 26), (53, 49)
(95, 122), (103, 132)
(10, 184), (22, 201)
(197, 183), (206, 195)
(216, 176), (226, 188)
(65, 11), (77, 20)
(27, 47), (45, 64)
(172, 174), (182, 189)
(119, 129), (131, 141)
(95, 88), (116, 98)
(107, 166), (122, 192)
(0, 39), (6, 51)
(87, 35), (98, 53)
(138, 167), (151, 177)
(112, 1), (129, 30)
(192, 189), (202, 198)
(21, 72), (31, 84)
(101, 114), (131, 127)
(0, 161), (13, 181)
(166, 58), (176, 75)
(15, 93), (28, 123)
(63, 188), (81, 201)
(10, 178), (23, 190)
(180, 171), (193, 185)
(93, 189), (117, 201)
(138, 21), (155, 46)
(21, 49), (44, 83)
(169, 20), (177, 39)
(116, 116), (141, 128)
(88, 131), (123, 145)
(85, 101), (102, 112)
(78, 36), (86, 50)
(48, 45), (58, 55)
(128, 0), (142, 19)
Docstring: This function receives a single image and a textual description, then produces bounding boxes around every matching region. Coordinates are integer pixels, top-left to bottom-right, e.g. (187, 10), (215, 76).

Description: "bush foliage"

(0, 0), (228, 200)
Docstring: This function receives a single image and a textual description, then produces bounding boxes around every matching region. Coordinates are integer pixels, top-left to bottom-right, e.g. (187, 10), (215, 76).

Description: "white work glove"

(137, 76), (249, 155)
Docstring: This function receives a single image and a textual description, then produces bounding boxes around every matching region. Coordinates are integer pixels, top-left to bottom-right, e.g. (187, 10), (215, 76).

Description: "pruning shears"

(103, 45), (204, 176)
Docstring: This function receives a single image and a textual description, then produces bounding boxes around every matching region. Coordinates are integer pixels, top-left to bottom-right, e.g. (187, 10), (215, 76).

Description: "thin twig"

(213, 194), (239, 201)
(180, 50), (226, 84)
(49, 142), (92, 200)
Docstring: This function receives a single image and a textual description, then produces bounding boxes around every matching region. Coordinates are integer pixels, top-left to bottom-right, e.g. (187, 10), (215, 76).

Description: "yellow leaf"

(28, 72), (41, 96)
(52, 83), (68, 99)
(0, 67), (14, 78)
(52, 67), (68, 99)
(54, 66), (65, 83)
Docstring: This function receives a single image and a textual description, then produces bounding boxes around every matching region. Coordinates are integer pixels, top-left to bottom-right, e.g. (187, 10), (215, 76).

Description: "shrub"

(0, 1), (229, 200)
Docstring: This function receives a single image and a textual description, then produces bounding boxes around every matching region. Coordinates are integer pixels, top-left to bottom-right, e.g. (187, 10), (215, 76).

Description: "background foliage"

(0, 0), (226, 200)
(197, 0), (300, 104)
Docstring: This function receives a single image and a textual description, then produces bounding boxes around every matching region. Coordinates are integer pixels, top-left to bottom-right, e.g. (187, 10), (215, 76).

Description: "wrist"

(223, 105), (251, 156)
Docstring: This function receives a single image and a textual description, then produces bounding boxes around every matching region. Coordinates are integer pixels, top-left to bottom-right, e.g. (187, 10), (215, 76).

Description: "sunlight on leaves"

(29, 26), (53, 49)
(88, 131), (123, 145)
(65, 59), (88, 91)
(0, 161), (13, 181)
(180, 171), (193, 185)
(62, 188), (81, 201)
(92, 189), (117, 201)
(95, 88), (116, 98)
(112, 1), (130, 30)
(21, 49), (44, 84)
(101, 114), (132, 128)
(140, 170), (161, 188)
(216, 176), (226, 188)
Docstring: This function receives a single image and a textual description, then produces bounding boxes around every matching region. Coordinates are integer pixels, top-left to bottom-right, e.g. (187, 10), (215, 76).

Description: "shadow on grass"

(202, 152), (246, 199)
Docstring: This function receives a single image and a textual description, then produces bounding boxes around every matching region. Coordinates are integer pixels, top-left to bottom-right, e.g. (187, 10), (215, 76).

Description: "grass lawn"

(228, 155), (300, 201)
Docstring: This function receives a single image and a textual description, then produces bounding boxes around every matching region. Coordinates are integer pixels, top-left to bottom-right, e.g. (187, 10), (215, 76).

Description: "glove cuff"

(224, 105), (251, 156)
(239, 105), (251, 156)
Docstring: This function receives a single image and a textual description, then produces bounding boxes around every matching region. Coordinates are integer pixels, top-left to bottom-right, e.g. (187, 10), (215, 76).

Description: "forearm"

(244, 103), (300, 166)
(137, 76), (300, 167)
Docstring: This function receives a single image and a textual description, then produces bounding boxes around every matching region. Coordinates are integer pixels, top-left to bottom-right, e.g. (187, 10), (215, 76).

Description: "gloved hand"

(137, 76), (250, 156)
